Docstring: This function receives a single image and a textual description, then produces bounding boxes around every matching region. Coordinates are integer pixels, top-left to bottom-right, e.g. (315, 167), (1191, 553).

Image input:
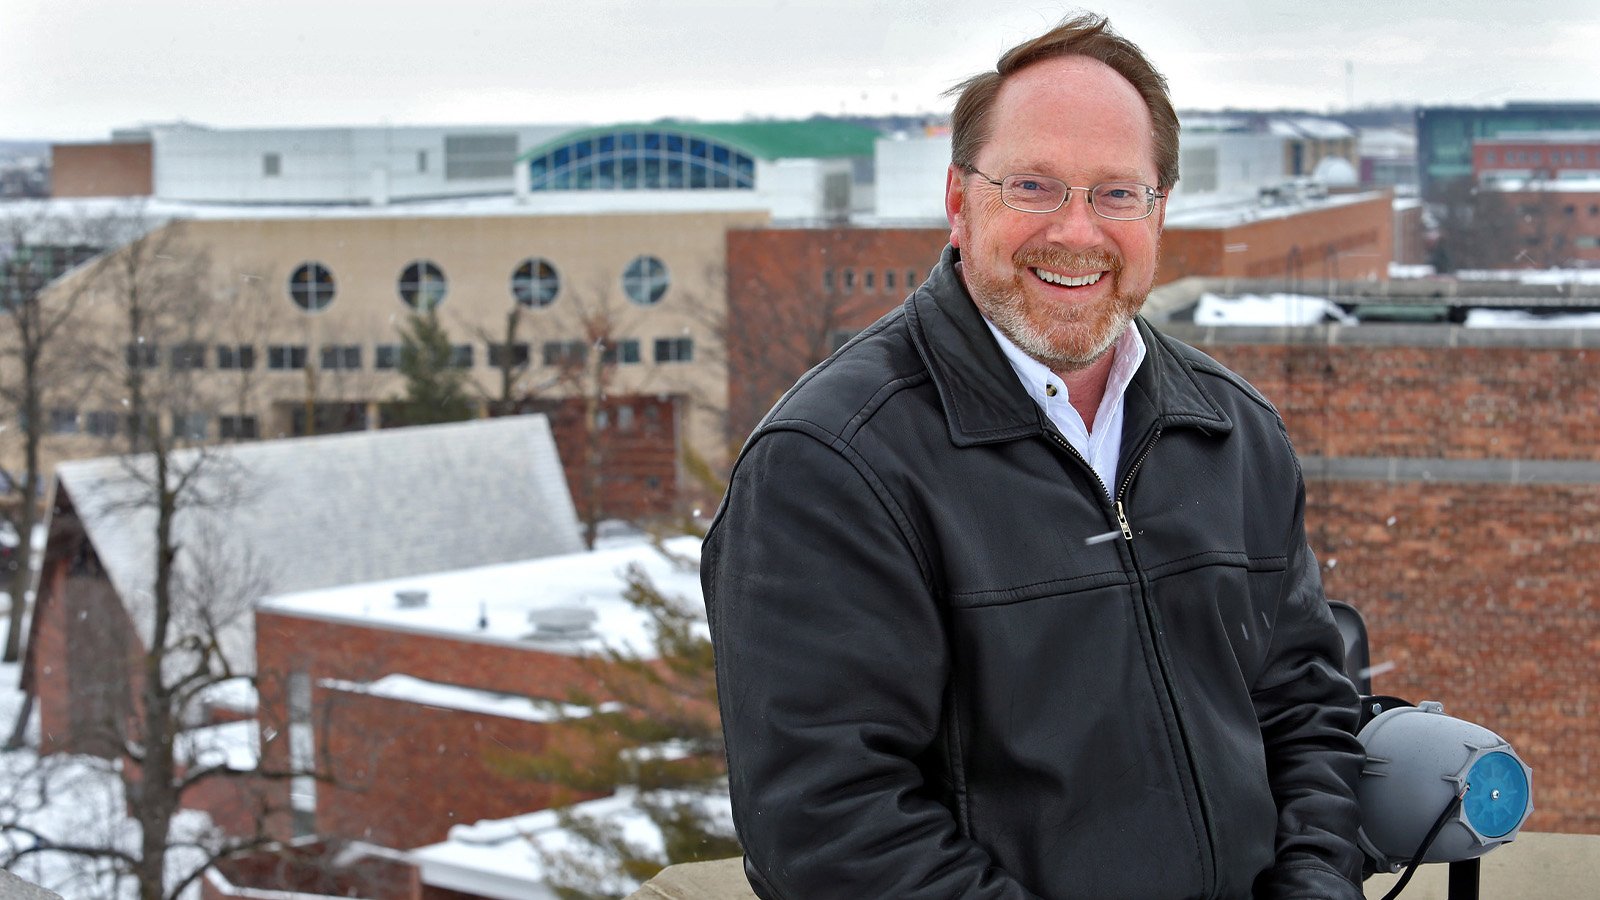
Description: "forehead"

(983, 56), (1157, 179)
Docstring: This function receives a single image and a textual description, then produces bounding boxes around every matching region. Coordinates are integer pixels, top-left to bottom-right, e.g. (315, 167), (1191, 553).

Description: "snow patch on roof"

(320, 674), (623, 723)
(1194, 293), (1358, 327)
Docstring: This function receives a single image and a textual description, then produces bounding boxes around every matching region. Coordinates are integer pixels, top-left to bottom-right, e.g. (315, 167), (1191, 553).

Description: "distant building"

(1415, 102), (1600, 200)
(1473, 131), (1600, 184)
(515, 120), (880, 220)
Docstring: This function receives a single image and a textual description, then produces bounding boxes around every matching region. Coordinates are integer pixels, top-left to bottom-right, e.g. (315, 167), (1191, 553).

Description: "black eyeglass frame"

(962, 165), (1167, 221)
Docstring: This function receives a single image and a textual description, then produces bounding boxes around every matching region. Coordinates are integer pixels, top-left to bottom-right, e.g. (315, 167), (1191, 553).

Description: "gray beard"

(962, 248), (1143, 372)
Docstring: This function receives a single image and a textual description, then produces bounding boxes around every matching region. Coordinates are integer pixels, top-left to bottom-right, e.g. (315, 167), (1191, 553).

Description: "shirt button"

(1045, 384), (1058, 397)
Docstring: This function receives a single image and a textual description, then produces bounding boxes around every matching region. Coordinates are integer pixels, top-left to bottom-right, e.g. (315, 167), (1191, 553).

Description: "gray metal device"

(1356, 700), (1534, 871)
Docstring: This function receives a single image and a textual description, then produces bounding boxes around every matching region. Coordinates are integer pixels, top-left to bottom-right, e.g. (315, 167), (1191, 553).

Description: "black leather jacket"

(705, 246), (1365, 899)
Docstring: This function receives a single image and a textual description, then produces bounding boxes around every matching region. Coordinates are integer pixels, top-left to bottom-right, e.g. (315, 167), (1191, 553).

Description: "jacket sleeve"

(705, 428), (1038, 900)
(1249, 472), (1368, 900)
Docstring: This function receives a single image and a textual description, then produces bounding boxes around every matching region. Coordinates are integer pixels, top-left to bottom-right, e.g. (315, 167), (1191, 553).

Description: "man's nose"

(1042, 189), (1107, 247)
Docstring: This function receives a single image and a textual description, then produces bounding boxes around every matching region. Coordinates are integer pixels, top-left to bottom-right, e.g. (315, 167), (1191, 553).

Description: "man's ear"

(944, 164), (967, 248)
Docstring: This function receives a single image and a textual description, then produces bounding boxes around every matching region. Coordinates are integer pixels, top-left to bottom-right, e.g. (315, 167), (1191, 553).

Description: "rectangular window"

(125, 342), (158, 370)
(49, 408), (78, 435)
(543, 340), (588, 366)
(218, 415), (259, 440)
(823, 269), (835, 292)
(487, 342), (531, 368)
(884, 269), (896, 291)
(417, 150), (428, 173)
(654, 337), (694, 363)
(907, 269), (919, 289)
(320, 344), (362, 370)
(125, 413), (158, 442)
(602, 339), (641, 365)
(263, 152), (281, 177)
(842, 268), (855, 293)
(171, 411), (208, 441)
(217, 344), (256, 370)
(268, 344), (308, 370)
(450, 344), (474, 369)
(85, 411), (118, 438)
(1484, 151), (1496, 165)
(170, 342), (206, 371)
(864, 270), (875, 291)
(374, 344), (401, 369)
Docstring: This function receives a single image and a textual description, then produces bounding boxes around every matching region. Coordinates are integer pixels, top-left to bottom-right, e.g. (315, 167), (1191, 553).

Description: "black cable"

(1379, 792), (1465, 900)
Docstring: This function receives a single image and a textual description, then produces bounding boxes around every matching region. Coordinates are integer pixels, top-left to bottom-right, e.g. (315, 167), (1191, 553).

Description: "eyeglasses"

(963, 166), (1166, 221)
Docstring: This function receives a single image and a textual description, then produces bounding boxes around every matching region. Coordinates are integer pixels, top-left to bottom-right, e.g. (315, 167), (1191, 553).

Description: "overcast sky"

(2, 0), (1595, 140)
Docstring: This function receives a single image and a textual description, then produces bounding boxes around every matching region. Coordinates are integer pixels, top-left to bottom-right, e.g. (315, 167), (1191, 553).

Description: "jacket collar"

(906, 244), (1232, 448)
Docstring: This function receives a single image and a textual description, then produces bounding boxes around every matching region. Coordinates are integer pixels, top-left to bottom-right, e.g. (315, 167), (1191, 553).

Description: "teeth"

(1034, 269), (1102, 287)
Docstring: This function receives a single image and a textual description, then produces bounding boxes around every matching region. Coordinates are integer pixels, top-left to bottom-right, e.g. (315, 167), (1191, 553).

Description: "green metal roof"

(518, 119), (880, 163)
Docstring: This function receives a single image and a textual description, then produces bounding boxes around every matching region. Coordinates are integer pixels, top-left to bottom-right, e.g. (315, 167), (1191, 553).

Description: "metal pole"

(1446, 858), (1480, 900)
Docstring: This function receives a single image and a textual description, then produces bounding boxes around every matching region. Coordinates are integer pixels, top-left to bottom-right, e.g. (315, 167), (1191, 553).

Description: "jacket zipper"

(1050, 426), (1219, 894)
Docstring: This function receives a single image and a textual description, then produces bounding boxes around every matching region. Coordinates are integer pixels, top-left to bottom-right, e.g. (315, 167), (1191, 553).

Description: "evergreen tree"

(496, 545), (738, 898)
(391, 309), (476, 426)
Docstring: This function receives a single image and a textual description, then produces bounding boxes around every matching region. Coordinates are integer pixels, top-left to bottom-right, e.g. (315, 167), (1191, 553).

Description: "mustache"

(1013, 247), (1122, 274)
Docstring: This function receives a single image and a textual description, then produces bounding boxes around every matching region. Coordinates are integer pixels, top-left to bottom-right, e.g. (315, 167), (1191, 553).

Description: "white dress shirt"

(982, 319), (1147, 498)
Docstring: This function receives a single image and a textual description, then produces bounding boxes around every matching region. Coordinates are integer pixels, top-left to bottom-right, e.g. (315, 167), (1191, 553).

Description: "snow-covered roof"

(1, 193), (767, 224)
(259, 535), (704, 659)
(1191, 291), (1600, 329)
(1485, 176), (1600, 193)
(1269, 117), (1356, 140)
(53, 416), (584, 673)
(1194, 293), (1358, 327)
(320, 674), (623, 722)
(407, 786), (732, 900)
(1163, 188), (1384, 229)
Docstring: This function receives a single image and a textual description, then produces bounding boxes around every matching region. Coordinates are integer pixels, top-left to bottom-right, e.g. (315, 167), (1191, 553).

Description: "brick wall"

(314, 687), (600, 848)
(256, 610), (614, 847)
(1192, 336), (1599, 834)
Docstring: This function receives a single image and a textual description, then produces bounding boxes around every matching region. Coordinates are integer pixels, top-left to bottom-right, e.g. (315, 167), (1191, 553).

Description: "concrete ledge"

(627, 856), (754, 899)
(631, 834), (1600, 900)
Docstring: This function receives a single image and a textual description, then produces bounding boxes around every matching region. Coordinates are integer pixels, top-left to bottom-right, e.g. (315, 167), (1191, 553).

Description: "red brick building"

(724, 225), (948, 445)
(1154, 286), (1600, 835)
(252, 536), (705, 850)
(1474, 133), (1600, 182)
(49, 140), (154, 198)
(1161, 190), (1393, 284)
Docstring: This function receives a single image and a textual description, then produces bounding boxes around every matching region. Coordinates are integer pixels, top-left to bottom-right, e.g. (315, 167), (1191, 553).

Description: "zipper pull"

(1115, 501), (1133, 541)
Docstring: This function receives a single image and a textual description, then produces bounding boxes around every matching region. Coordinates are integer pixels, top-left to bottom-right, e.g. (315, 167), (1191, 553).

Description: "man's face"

(945, 56), (1165, 372)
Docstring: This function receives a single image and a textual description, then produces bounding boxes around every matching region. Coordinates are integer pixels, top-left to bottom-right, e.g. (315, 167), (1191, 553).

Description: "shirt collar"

(981, 317), (1147, 416)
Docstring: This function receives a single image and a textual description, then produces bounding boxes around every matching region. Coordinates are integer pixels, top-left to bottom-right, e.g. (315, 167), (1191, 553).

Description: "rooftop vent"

(525, 606), (599, 642)
(395, 589), (428, 609)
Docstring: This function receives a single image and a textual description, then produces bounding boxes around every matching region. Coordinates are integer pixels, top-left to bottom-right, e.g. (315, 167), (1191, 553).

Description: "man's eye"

(1013, 180), (1049, 193)
(1101, 187), (1136, 200)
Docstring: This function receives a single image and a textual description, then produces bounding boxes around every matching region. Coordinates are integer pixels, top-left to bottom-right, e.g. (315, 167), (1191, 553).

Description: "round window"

(622, 255), (669, 306)
(398, 260), (447, 310)
(288, 262), (336, 312)
(511, 257), (560, 307)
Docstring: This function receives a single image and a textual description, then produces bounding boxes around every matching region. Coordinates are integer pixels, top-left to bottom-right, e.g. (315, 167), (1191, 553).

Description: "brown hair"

(947, 13), (1179, 190)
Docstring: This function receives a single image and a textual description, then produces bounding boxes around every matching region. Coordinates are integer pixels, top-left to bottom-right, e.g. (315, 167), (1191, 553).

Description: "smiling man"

(704, 13), (1366, 899)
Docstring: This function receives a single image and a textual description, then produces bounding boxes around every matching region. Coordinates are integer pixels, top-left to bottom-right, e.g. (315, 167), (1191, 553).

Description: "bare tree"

(0, 203), (107, 668)
(0, 214), (316, 899)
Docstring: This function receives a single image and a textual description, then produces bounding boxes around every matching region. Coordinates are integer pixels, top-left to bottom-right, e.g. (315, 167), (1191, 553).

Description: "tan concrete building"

(21, 205), (768, 500)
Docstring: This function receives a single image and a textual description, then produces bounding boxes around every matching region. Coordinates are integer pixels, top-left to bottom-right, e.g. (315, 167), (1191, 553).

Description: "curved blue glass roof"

(525, 128), (756, 192)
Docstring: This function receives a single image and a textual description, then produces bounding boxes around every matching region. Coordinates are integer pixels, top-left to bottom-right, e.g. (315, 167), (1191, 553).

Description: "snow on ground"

(0, 619), (216, 900)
